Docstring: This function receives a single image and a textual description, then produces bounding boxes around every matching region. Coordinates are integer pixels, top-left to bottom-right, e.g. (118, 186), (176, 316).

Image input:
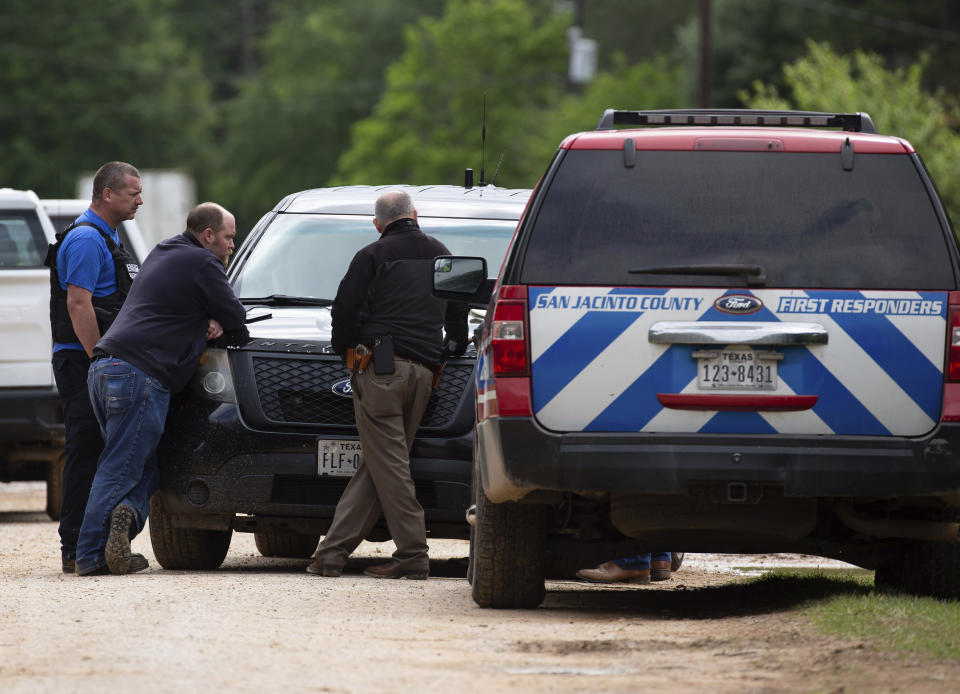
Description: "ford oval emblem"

(714, 294), (762, 314)
(331, 378), (354, 398)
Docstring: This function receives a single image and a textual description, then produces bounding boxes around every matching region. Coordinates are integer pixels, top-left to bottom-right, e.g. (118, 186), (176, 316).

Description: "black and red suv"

(463, 109), (960, 608)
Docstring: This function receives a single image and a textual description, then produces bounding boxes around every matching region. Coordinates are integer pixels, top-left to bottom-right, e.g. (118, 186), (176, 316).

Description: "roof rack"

(595, 109), (877, 134)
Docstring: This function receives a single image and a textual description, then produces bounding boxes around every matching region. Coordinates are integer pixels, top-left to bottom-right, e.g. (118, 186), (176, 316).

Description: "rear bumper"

(476, 416), (960, 502)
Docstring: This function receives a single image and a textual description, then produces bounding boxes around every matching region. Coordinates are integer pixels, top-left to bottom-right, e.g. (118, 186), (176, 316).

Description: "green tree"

(333, 0), (570, 189)
(0, 0), (214, 198)
(210, 0), (446, 230)
(527, 54), (686, 159)
(335, 1), (686, 190)
(743, 41), (960, 225)
(674, 0), (960, 107)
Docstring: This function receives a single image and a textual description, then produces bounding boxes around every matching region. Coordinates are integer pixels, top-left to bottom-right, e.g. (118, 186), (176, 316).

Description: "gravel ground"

(2, 481), (958, 693)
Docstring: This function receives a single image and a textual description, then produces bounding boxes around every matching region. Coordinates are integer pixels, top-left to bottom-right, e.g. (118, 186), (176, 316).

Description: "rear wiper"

(240, 295), (334, 307)
(628, 264), (767, 286)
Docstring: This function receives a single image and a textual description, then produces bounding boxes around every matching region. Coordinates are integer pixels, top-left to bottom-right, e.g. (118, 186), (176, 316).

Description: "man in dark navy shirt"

(75, 203), (246, 576)
(48, 161), (143, 573)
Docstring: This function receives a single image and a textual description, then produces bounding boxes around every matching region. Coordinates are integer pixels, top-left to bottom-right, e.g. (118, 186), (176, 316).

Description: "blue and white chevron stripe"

(528, 287), (946, 436)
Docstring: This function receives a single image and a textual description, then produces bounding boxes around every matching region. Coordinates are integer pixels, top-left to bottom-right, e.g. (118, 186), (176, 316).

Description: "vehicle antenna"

(480, 94), (487, 187)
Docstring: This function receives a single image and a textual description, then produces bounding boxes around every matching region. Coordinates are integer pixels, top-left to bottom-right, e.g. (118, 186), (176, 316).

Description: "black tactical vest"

(44, 221), (140, 345)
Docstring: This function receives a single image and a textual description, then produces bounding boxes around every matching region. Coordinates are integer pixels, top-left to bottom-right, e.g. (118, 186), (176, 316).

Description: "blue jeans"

(614, 552), (671, 571)
(75, 358), (170, 575)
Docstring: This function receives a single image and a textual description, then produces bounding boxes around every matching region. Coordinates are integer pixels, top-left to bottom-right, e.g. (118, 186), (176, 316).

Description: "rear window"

(521, 150), (955, 289)
(0, 211), (48, 268)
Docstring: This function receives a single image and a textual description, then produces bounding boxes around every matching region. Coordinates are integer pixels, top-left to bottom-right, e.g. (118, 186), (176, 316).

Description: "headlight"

(192, 348), (236, 403)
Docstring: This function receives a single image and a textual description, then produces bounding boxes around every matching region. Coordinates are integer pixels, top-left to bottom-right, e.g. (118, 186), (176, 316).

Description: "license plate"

(695, 348), (779, 390)
(317, 439), (362, 477)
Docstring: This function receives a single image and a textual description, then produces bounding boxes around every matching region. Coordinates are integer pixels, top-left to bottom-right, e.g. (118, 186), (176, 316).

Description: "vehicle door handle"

(648, 321), (828, 345)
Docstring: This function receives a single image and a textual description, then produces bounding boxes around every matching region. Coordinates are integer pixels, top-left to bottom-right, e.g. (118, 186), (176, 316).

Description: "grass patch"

(747, 570), (960, 660)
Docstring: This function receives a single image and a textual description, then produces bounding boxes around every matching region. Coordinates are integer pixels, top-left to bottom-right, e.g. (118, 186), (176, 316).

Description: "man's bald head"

(374, 191), (417, 229)
(187, 202), (236, 264)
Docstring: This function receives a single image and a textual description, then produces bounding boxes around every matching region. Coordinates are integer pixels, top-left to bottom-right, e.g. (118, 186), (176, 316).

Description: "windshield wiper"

(628, 264), (767, 286)
(240, 295), (334, 307)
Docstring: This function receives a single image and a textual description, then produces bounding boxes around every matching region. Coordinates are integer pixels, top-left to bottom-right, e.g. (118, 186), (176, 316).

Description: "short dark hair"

(186, 202), (225, 236)
(92, 161), (140, 200)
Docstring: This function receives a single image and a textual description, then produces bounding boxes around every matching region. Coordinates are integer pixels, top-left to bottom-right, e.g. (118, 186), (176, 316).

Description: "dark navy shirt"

(96, 232), (246, 392)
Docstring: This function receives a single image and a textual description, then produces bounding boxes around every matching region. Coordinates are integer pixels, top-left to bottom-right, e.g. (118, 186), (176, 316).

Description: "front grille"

(252, 356), (472, 429)
(274, 475), (438, 508)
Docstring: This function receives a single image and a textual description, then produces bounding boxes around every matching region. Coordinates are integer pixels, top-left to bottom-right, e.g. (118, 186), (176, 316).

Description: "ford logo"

(331, 378), (354, 398)
(714, 294), (762, 314)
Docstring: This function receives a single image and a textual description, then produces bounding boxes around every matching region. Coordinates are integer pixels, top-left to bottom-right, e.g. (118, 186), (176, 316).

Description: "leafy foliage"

(208, 0), (446, 229)
(333, 1), (685, 190)
(673, 0), (960, 108)
(743, 41), (960, 225)
(0, 0), (214, 198)
(332, 0), (569, 189)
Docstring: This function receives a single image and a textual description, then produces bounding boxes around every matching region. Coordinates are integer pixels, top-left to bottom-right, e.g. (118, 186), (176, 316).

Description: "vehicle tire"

(254, 530), (320, 558)
(149, 495), (232, 570)
(45, 451), (66, 521)
(671, 551), (684, 572)
(875, 539), (960, 599)
(471, 466), (547, 609)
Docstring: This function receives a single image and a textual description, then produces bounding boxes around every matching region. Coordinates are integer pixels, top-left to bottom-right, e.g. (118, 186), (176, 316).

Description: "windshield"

(232, 214), (516, 300)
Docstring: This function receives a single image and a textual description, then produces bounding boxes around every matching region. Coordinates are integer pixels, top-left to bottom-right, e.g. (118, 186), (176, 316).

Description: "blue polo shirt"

(53, 209), (122, 353)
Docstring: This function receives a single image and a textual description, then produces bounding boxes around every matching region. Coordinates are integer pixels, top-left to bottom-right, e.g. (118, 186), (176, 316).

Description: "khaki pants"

(313, 359), (434, 571)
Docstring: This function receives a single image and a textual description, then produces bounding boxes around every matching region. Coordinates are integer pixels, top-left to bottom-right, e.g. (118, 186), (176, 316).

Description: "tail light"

(941, 292), (960, 421)
(491, 300), (528, 376)
(949, 298), (960, 382)
(484, 285), (532, 418)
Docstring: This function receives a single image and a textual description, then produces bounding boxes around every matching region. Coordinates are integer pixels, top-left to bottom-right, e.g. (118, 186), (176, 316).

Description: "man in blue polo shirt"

(46, 161), (143, 573)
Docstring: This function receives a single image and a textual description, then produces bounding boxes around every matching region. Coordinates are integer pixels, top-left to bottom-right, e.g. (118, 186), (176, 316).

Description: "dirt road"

(1, 481), (957, 693)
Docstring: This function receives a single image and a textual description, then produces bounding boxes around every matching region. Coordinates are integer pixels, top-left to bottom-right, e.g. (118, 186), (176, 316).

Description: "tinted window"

(521, 150), (955, 289)
(233, 214), (516, 300)
(0, 211), (48, 268)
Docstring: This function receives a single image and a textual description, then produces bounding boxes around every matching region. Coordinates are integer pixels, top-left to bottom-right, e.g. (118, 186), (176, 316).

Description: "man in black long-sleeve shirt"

(308, 191), (467, 580)
(75, 203), (246, 576)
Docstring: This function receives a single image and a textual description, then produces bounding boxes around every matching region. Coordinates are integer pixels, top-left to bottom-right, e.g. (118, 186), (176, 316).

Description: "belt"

(90, 348), (113, 363)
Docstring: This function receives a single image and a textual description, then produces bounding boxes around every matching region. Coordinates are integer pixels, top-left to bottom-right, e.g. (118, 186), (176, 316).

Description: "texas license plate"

(317, 439), (362, 476)
(695, 348), (780, 390)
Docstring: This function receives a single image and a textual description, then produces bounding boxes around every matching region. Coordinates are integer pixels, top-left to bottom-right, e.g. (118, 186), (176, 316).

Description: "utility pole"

(699, 0), (712, 108)
(567, 0), (597, 87)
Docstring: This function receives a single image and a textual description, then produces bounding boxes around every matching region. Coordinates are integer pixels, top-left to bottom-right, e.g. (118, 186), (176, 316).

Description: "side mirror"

(432, 256), (488, 304)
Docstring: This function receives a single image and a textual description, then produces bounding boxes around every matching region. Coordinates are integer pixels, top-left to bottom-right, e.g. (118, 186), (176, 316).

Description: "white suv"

(0, 188), (63, 517)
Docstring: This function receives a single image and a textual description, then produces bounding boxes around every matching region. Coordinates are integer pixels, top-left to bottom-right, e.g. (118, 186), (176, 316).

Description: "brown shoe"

(576, 561), (651, 584)
(305, 559), (341, 577)
(363, 561), (428, 580)
(650, 559), (672, 582)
